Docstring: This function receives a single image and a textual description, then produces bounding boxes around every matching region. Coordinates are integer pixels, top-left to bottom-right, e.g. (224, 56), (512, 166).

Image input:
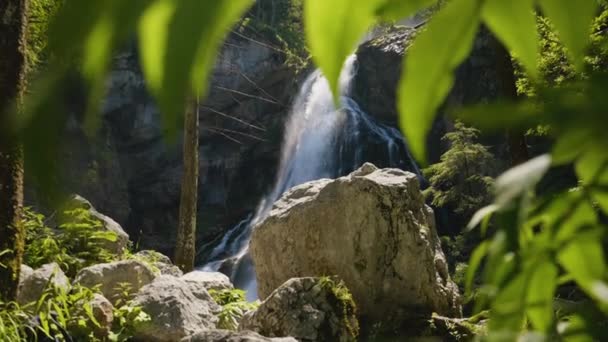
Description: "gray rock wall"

(55, 32), (301, 256)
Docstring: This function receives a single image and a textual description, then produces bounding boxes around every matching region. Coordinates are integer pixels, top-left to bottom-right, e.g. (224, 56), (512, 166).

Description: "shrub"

(209, 288), (258, 331)
(23, 207), (119, 277)
(0, 281), (149, 341)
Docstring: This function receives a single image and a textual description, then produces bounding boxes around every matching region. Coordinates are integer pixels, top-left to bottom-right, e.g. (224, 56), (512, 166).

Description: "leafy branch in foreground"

(459, 71), (608, 338)
(304, 0), (598, 162)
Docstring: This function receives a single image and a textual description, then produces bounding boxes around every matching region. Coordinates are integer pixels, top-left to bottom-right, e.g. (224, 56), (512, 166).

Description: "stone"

(18, 264), (34, 286)
(182, 329), (297, 342)
(181, 271), (234, 291)
(240, 277), (358, 342)
(134, 250), (183, 277)
(74, 260), (156, 303)
(55, 29), (299, 256)
(251, 164), (461, 321)
(89, 294), (114, 338)
(131, 275), (221, 342)
(63, 194), (130, 254)
(17, 263), (70, 305)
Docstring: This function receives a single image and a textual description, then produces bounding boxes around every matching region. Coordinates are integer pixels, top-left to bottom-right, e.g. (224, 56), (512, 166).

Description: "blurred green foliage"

(3, 0), (608, 340)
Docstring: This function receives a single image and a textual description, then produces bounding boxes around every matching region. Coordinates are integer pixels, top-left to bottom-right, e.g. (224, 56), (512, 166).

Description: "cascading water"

(201, 55), (419, 300)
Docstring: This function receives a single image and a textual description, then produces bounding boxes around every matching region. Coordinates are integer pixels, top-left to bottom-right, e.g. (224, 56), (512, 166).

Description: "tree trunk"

(174, 98), (199, 272)
(0, 0), (29, 302)
(492, 36), (530, 166)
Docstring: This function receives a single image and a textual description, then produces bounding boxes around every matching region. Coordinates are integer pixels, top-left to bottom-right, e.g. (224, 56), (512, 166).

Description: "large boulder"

(182, 330), (297, 342)
(240, 277), (358, 342)
(88, 294), (115, 339)
(63, 194), (130, 254)
(74, 260), (156, 303)
(250, 163), (461, 320)
(131, 275), (221, 342)
(181, 271), (233, 291)
(134, 250), (184, 277)
(17, 263), (70, 304)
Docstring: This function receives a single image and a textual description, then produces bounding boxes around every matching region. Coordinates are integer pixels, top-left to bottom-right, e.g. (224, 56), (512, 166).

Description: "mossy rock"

(361, 312), (487, 342)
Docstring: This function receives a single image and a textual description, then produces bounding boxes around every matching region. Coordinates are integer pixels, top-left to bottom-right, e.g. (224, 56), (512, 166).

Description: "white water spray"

(201, 55), (418, 300)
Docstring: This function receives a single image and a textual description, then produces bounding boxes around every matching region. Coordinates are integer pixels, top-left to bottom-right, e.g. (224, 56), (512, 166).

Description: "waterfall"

(201, 55), (418, 300)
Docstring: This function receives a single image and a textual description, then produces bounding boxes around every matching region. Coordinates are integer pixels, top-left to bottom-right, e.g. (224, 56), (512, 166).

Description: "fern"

(209, 288), (258, 331)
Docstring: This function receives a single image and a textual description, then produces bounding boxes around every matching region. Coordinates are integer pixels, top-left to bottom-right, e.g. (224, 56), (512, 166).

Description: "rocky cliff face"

(54, 22), (512, 258)
(354, 26), (513, 162)
(57, 32), (301, 256)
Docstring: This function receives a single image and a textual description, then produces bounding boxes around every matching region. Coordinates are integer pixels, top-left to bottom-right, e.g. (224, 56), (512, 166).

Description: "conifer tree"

(424, 121), (497, 224)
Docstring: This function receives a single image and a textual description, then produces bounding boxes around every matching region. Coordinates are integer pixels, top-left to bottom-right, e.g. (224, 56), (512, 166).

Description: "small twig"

(237, 69), (282, 105)
(213, 85), (281, 105)
(202, 106), (266, 132)
(207, 126), (267, 142)
(204, 127), (242, 144)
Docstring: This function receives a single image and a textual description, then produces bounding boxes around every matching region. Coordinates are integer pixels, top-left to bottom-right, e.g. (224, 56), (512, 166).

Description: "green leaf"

(558, 231), (607, 305)
(526, 260), (558, 333)
(490, 272), (527, 333)
(466, 240), (489, 296)
(305, 0), (383, 101)
(549, 192), (598, 242)
(138, 0), (253, 137)
(398, 0), (482, 162)
(575, 145), (608, 213)
(539, 0), (598, 71)
(82, 0), (155, 135)
(138, 0), (176, 96)
(467, 204), (499, 231)
(375, 0), (436, 21)
(482, 0), (538, 78)
(494, 154), (552, 208)
(552, 130), (591, 165)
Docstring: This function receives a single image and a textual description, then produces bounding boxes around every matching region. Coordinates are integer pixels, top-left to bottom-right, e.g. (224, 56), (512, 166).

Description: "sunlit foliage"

(2, 0), (608, 340)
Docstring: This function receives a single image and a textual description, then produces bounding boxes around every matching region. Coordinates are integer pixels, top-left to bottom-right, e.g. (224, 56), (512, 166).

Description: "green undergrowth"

(122, 251), (165, 275)
(0, 281), (149, 342)
(209, 288), (259, 331)
(11, 205), (153, 340)
(23, 207), (121, 278)
(2, 205), (152, 341)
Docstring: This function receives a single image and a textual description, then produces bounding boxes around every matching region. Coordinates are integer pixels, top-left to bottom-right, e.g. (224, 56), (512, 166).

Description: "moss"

(27, 0), (63, 72)
(318, 276), (360, 340)
(362, 312), (486, 342)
